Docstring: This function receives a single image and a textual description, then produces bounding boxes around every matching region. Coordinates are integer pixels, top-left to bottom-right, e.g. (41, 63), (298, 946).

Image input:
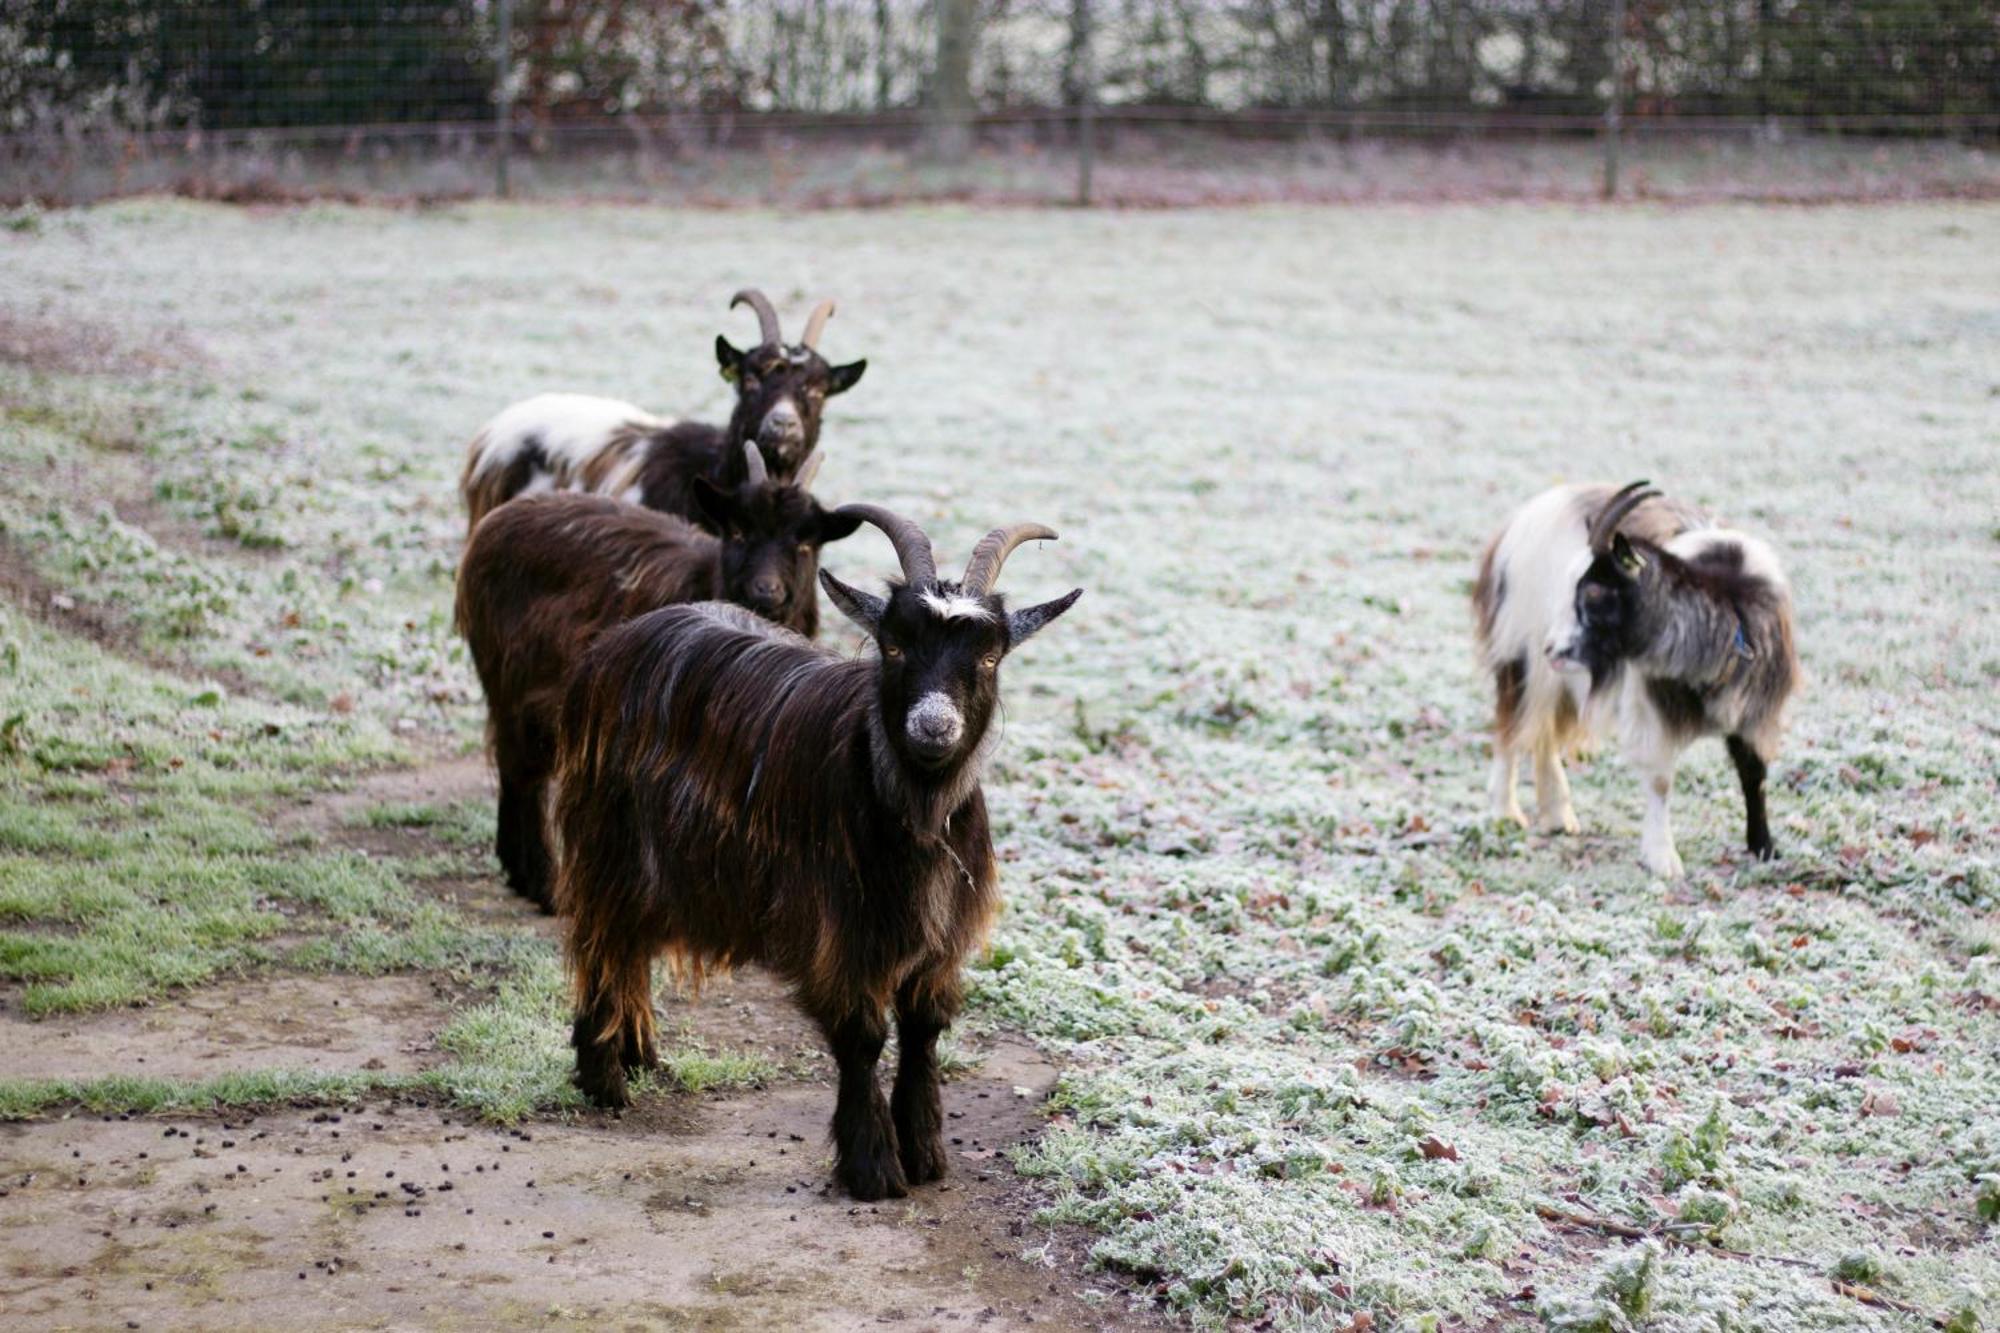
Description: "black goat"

(455, 443), (860, 910)
(553, 508), (1080, 1200)
(460, 288), (866, 531)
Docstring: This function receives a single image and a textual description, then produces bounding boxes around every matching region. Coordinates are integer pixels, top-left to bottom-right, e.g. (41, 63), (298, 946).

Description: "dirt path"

(0, 975), (456, 1083)
(0, 1032), (1136, 1330)
(0, 757), (1162, 1330)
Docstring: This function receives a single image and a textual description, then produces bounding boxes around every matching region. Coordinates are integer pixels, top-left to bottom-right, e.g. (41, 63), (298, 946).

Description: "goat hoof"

(508, 883), (556, 914)
(575, 1063), (631, 1109)
(582, 1081), (631, 1110)
(1536, 811), (1580, 836)
(839, 1155), (909, 1202)
(1751, 840), (1777, 862)
(900, 1135), (949, 1186)
(1642, 848), (1685, 880)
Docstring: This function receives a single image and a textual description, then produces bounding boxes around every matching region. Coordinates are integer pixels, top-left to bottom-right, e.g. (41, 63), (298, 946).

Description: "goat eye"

(981, 654), (999, 670)
(796, 543), (811, 557)
(882, 644), (902, 660)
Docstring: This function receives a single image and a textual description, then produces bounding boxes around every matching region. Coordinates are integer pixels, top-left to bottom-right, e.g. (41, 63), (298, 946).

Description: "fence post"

(1602, 0), (1625, 200)
(1075, 9), (1096, 207)
(495, 0), (513, 198)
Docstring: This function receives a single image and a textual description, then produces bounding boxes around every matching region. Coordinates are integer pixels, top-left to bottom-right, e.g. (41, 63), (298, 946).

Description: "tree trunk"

(931, 0), (976, 162)
(1320, 0), (1346, 107)
(1061, 0), (1090, 106)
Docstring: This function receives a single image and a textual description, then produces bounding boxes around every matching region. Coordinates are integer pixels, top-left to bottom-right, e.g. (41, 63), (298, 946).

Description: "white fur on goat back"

(460, 393), (675, 529)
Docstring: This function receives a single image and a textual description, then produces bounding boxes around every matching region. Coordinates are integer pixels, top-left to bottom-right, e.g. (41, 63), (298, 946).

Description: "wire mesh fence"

(4, 1), (1996, 206)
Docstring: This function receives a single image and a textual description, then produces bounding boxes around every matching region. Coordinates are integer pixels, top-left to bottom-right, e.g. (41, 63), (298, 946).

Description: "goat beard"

(867, 709), (994, 836)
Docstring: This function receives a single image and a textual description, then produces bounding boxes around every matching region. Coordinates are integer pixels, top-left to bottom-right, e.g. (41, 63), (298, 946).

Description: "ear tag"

(1732, 624), (1757, 662)
(1617, 548), (1646, 576)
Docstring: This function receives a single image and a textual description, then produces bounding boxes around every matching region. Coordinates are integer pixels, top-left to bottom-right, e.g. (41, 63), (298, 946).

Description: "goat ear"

(692, 476), (733, 529)
(716, 336), (746, 383)
(1006, 588), (1082, 650)
(819, 569), (885, 634)
(811, 506), (865, 546)
(1611, 533), (1646, 577)
(826, 359), (866, 396)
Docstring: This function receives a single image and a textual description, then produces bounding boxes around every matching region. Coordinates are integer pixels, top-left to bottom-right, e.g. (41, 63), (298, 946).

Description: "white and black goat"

(459, 288), (866, 531)
(455, 443), (860, 910)
(1473, 481), (1801, 878)
(554, 508), (1080, 1200)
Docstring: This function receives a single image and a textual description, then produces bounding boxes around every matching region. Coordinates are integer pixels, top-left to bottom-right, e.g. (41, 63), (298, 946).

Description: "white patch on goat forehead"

(919, 590), (995, 622)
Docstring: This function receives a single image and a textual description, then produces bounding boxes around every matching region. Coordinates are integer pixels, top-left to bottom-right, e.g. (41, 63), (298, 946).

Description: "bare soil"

(0, 1032), (1146, 1331)
(0, 975), (455, 1083)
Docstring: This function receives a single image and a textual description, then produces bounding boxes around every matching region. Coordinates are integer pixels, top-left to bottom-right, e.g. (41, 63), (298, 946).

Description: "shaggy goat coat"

(550, 504), (1079, 1201)
(554, 602), (1000, 1061)
(455, 493), (829, 909)
(1474, 482), (1801, 876)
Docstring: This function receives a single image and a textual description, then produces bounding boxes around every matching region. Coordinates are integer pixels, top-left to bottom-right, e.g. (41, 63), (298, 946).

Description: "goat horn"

(835, 504), (937, 588)
(730, 288), (783, 346)
(793, 449), (825, 493)
(959, 524), (1058, 598)
(800, 299), (836, 350)
(741, 438), (769, 488)
(1588, 480), (1661, 553)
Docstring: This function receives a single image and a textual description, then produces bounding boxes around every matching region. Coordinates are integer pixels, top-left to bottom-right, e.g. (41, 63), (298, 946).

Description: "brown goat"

(454, 451), (859, 909)
(553, 506), (1080, 1200)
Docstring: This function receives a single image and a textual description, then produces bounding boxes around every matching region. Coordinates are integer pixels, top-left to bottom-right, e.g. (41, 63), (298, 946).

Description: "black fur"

(628, 328), (866, 532)
(1571, 539), (1649, 690)
(1644, 677), (1709, 740)
(1726, 734), (1774, 860)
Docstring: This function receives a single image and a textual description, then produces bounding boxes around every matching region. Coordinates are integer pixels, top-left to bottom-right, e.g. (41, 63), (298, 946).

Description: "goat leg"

(1488, 658), (1528, 827)
(1726, 735), (1775, 861)
(821, 1004), (906, 1201)
(570, 943), (654, 1109)
(494, 759), (556, 913)
(891, 977), (956, 1187)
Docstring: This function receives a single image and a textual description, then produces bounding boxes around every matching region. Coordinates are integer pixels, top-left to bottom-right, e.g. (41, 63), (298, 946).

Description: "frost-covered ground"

(1, 201), (1996, 1330)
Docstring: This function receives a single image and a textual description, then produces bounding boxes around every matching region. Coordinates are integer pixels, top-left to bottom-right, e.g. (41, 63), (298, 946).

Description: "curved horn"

(834, 504), (937, 588)
(800, 299), (836, 350)
(1588, 480), (1660, 554)
(740, 438), (769, 488)
(730, 288), (782, 346)
(959, 524), (1058, 598)
(792, 449), (825, 493)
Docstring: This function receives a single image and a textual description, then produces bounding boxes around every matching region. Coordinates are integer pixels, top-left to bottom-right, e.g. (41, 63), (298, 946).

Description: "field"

(0, 199), (1996, 1330)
